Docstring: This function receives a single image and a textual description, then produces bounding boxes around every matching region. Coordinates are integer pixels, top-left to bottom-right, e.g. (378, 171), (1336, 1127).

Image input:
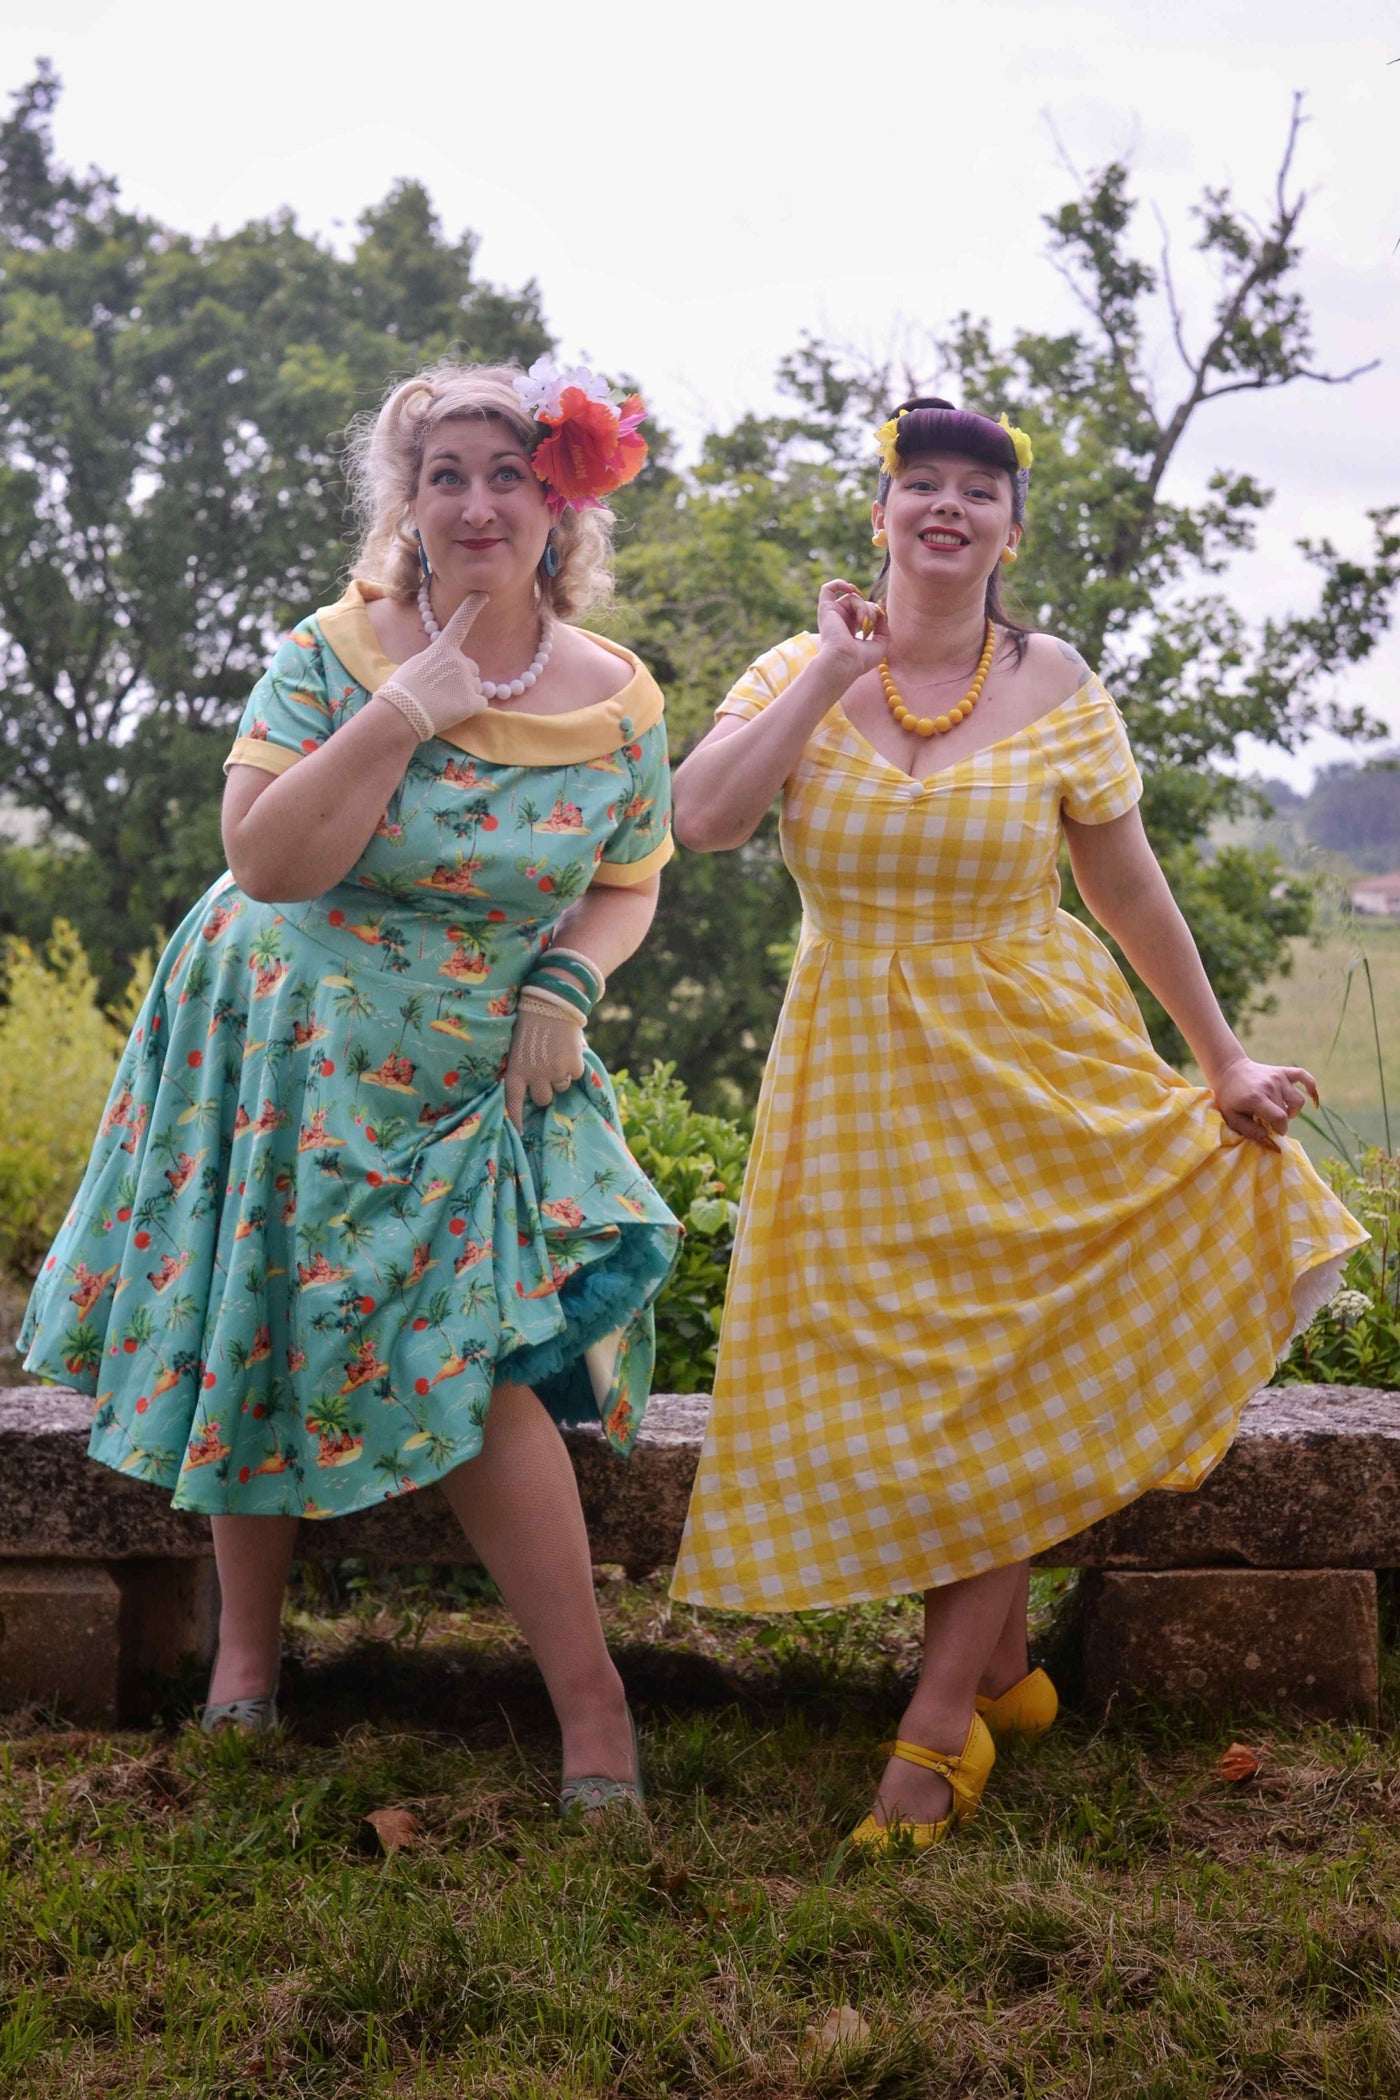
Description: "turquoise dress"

(20, 582), (682, 1518)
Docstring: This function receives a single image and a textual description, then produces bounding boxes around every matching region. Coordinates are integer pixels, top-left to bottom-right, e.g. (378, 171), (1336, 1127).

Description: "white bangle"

(374, 681), (434, 743)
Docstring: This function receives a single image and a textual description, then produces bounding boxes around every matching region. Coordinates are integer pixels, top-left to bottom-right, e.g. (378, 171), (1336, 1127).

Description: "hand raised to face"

(815, 580), (888, 684)
(373, 592), (491, 742)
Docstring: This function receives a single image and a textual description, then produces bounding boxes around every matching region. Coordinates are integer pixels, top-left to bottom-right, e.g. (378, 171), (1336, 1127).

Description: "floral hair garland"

(512, 357), (648, 518)
(874, 407), (1034, 478)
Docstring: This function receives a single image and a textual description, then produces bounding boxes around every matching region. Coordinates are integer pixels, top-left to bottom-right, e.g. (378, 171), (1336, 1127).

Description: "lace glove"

(373, 592), (489, 742)
(504, 986), (587, 1129)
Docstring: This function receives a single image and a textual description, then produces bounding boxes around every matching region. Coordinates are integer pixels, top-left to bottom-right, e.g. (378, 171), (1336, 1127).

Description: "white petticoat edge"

(1287, 1251), (1350, 1345)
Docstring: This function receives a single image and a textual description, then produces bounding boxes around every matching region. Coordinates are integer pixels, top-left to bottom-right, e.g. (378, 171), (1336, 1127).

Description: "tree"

(601, 99), (1399, 1083)
(1304, 750), (1400, 872)
(0, 63), (551, 985)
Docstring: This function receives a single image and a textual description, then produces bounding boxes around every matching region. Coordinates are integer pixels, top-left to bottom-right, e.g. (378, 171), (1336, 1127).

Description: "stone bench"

(1, 1382), (1395, 1724)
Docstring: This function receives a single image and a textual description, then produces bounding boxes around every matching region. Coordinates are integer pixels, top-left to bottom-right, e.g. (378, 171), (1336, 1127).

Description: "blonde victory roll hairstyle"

(345, 362), (616, 621)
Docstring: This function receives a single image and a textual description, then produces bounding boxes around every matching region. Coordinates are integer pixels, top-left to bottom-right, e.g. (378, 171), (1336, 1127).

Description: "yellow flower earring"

(873, 528), (888, 547)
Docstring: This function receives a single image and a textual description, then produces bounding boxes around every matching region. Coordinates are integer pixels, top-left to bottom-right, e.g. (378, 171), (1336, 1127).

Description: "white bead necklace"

(417, 582), (553, 700)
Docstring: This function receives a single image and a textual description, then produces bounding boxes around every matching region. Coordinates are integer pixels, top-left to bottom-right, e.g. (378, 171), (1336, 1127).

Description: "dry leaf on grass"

(1219, 1743), (1262, 1783)
(364, 1806), (421, 1853)
(802, 2005), (871, 2057)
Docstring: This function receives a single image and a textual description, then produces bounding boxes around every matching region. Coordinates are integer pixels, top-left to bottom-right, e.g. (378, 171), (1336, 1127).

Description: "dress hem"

(669, 1233), (1366, 1614)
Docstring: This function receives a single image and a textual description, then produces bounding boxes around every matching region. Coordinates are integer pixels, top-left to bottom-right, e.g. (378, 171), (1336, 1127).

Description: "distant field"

(1238, 917), (1399, 1158)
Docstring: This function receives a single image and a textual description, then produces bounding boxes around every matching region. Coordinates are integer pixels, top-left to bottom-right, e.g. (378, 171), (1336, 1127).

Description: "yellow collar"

(314, 579), (663, 764)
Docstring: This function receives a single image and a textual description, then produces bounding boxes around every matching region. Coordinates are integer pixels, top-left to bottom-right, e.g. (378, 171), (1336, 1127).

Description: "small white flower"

(513, 355), (613, 420)
(1329, 1288), (1372, 1332)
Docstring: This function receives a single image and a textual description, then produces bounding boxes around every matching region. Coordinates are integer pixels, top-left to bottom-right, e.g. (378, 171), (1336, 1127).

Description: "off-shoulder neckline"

(837, 676), (1103, 788)
(312, 581), (664, 765)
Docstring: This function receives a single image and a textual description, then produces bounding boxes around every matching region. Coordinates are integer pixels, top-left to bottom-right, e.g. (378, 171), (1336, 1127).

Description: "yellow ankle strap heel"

(849, 1712), (995, 1853)
(974, 1667), (1059, 1739)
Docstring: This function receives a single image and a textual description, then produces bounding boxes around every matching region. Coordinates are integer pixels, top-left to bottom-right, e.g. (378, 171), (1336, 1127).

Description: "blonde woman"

(670, 397), (1365, 1849)
(23, 361), (679, 1813)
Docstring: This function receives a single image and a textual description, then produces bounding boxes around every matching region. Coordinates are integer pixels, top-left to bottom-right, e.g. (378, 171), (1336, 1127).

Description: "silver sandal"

(559, 1713), (644, 1819)
(200, 1692), (279, 1735)
(200, 1655), (281, 1735)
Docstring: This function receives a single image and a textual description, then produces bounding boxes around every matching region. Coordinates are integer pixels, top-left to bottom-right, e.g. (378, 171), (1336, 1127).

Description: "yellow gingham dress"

(672, 635), (1366, 1611)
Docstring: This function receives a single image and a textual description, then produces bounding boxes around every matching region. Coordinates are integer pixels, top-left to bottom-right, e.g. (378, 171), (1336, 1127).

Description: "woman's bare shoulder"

(553, 623), (638, 705)
(365, 591), (420, 657)
(1014, 630), (1095, 705)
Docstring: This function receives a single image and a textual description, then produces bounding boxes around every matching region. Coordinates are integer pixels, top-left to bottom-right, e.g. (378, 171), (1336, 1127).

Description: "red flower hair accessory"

(513, 358), (648, 517)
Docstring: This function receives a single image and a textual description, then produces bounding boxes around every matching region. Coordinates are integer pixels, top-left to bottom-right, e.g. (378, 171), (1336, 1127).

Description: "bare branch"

(1152, 203), (1194, 373)
(1200, 358), (1381, 402)
(1276, 90), (1307, 223)
(1041, 110), (1084, 189)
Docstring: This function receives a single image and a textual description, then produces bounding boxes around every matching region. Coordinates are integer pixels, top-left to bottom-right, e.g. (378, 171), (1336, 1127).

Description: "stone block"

(6, 1382), (1400, 1580)
(113, 1559), (221, 1722)
(0, 1559), (121, 1724)
(1042, 1385), (1400, 1569)
(1081, 1568), (1379, 1723)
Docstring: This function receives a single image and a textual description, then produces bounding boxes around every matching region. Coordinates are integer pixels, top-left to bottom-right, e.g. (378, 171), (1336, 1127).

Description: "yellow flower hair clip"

(998, 414), (1034, 472)
(874, 410), (908, 477)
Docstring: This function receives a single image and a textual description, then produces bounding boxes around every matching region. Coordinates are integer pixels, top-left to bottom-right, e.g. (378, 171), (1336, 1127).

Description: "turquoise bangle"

(538, 950), (603, 1000)
(527, 967), (594, 1019)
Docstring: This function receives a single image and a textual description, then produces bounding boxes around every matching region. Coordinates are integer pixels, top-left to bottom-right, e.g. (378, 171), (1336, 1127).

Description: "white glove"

(374, 592), (489, 741)
(504, 987), (586, 1129)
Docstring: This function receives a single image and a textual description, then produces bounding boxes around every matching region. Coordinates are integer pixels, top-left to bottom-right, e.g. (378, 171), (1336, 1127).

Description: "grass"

(6, 1574), (1400, 2097)
(1239, 920), (1400, 1161)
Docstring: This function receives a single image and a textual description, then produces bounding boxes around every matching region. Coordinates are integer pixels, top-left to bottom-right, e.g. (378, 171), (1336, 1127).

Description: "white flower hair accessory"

(513, 356), (614, 421)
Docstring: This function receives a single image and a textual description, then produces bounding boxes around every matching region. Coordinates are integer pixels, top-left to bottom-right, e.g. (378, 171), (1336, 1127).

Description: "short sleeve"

(715, 633), (821, 722)
(1057, 680), (1143, 825)
(224, 622), (337, 776)
(592, 718), (675, 887)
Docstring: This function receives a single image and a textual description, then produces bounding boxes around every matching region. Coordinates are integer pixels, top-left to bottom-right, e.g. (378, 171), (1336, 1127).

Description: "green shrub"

(0, 922), (140, 1280)
(1275, 1147), (1400, 1390)
(614, 1061), (750, 1393)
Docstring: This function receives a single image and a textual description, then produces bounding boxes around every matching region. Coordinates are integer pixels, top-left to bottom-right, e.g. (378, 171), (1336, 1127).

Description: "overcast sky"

(4, 0), (1397, 786)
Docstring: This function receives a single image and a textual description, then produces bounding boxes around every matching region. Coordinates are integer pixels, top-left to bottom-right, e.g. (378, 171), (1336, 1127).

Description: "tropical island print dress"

(21, 581), (681, 1519)
(672, 633), (1367, 1612)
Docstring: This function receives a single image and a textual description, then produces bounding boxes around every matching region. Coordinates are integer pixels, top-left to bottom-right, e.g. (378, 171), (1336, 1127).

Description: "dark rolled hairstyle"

(872, 395), (1032, 662)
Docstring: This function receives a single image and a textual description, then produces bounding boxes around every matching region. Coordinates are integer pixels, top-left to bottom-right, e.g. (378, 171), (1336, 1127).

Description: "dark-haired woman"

(668, 399), (1364, 1849)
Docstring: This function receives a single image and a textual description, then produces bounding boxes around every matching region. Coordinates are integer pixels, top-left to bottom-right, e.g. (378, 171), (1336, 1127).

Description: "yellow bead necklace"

(879, 620), (997, 738)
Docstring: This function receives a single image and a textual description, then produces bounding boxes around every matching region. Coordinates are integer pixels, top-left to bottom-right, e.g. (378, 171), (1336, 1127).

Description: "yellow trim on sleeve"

(592, 834), (675, 887)
(224, 736), (302, 777)
(313, 580), (663, 765)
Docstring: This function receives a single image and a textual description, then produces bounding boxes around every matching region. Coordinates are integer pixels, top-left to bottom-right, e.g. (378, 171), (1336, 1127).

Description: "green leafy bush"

(1275, 1148), (1400, 1390)
(614, 1062), (750, 1393)
(0, 922), (144, 1280)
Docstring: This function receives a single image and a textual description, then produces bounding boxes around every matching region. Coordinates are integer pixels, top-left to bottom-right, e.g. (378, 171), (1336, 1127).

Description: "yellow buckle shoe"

(849, 1712), (995, 1854)
(974, 1667), (1058, 1739)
